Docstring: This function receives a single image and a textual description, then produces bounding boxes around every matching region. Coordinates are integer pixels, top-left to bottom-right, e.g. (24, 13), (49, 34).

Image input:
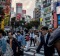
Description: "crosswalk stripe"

(24, 51), (34, 55)
(24, 46), (58, 56)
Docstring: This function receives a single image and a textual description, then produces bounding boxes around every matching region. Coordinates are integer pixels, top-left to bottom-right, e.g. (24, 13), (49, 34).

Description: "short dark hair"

(17, 31), (21, 33)
(41, 26), (48, 30)
(8, 31), (13, 35)
(0, 29), (5, 35)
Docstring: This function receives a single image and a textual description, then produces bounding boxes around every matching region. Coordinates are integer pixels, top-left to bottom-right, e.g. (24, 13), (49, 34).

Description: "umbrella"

(48, 27), (60, 46)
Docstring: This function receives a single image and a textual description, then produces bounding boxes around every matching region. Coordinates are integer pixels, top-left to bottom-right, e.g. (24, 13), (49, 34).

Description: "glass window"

(57, 14), (60, 20)
(58, 21), (60, 25)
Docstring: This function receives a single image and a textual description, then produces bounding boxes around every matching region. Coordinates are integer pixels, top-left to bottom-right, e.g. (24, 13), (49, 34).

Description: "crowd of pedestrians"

(0, 26), (60, 56)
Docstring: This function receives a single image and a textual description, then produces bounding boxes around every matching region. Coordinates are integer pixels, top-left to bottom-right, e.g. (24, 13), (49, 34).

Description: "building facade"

(34, 0), (41, 20)
(53, 0), (60, 28)
(42, 0), (52, 26)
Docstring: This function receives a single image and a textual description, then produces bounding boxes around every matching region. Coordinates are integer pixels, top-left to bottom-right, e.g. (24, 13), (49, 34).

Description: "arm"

(21, 36), (26, 48)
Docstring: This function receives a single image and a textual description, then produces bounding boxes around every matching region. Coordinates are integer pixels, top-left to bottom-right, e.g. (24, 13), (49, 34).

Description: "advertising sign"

(16, 3), (22, 13)
(22, 10), (26, 14)
(53, 12), (58, 28)
(16, 3), (22, 20)
(16, 13), (21, 20)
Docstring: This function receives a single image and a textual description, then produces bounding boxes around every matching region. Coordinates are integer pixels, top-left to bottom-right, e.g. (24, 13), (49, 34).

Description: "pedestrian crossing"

(24, 46), (58, 56)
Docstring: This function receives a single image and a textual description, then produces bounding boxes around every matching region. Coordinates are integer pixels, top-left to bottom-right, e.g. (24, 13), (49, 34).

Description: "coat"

(36, 33), (54, 56)
(48, 27), (60, 46)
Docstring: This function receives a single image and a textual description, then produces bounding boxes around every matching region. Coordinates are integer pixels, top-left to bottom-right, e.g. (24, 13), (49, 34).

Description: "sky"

(12, 0), (35, 18)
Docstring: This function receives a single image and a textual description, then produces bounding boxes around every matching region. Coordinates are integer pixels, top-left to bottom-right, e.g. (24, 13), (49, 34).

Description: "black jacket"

(7, 38), (19, 53)
(37, 33), (54, 56)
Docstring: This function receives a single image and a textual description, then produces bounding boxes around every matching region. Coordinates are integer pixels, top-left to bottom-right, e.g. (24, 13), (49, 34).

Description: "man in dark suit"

(48, 27), (60, 56)
(36, 26), (54, 56)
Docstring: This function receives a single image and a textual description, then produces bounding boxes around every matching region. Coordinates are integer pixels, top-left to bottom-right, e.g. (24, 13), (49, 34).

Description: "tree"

(11, 17), (16, 27)
(24, 20), (40, 29)
(25, 23), (32, 30)
(19, 20), (25, 26)
(0, 7), (5, 22)
(30, 20), (40, 28)
(4, 14), (10, 26)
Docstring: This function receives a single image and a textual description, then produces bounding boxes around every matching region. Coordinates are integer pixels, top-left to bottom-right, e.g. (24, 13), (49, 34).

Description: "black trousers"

(13, 52), (17, 56)
(36, 43), (42, 53)
(30, 38), (35, 46)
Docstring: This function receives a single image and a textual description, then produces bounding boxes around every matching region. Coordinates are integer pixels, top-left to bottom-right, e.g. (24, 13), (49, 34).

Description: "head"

(17, 31), (21, 35)
(8, 31), (13, 39)
(41, 26), (48, 35)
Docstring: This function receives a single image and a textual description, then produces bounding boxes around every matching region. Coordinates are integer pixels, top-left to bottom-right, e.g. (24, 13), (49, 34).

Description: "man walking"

(30, 30), (35, 46)
(16, 31), (25, 56)
(48, 27), (60, 56)
(36, 26), (54, 56)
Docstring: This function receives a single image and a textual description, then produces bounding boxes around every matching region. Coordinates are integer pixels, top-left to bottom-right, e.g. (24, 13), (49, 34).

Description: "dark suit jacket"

(40, 33), (54, 56)
(7, 38), (19, 53)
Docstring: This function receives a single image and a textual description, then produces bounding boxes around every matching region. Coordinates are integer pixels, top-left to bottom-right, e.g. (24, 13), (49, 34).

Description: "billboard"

(16, 3), (22, 20)
(53, 12), (58, 28)
(22, 10), (26, 14)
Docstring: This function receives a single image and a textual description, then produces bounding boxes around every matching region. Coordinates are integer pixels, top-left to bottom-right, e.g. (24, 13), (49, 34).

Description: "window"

(57, 14), (60, 20)
(58, 21), (60, 25)
(47, 0), (51, 3)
